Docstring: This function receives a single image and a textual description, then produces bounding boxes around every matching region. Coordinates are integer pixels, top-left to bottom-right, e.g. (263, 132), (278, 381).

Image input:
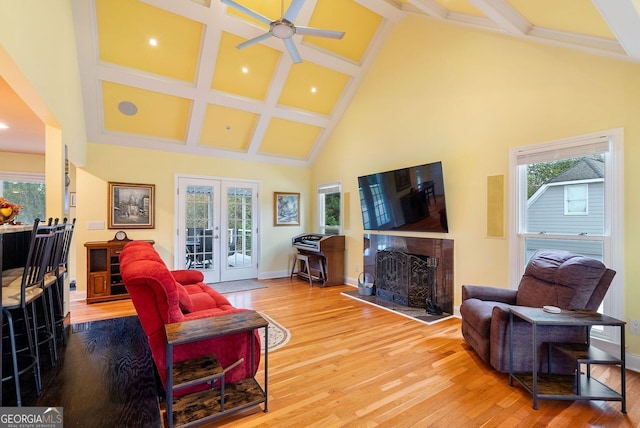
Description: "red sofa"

(119, 241), (260, 394)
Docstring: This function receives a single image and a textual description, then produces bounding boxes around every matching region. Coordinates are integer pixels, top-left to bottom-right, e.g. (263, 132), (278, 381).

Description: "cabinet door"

(88, 272), (108, 298)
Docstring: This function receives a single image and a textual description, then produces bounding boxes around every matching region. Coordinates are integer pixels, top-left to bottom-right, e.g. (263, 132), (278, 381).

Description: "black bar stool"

(2, 219), (56, 406)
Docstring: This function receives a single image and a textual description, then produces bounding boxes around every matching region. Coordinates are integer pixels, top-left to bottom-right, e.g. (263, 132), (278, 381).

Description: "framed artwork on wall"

(108, 182), (155, 229)
(394, 168), (411, 191)
(274, 192), (300, 226)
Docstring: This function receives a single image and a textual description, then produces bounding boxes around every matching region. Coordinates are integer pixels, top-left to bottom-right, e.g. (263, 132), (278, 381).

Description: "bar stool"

(2, 219), (56, 405)
(50, 218), (75, 346)
(290, 253), (326, 286)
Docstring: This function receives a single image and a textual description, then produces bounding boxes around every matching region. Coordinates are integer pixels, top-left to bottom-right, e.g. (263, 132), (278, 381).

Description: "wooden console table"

(164, 310), (269, 427)
(509, 307), (626, 413)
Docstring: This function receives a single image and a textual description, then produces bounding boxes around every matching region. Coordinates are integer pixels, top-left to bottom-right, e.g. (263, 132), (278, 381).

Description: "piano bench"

(290, 253), (326, 286)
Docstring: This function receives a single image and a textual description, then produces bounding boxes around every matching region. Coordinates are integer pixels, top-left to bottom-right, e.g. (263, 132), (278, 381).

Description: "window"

(0, 172), (46, 224)
(318, 182), (341, 235)
(359, 175), (391, 230)
(565, 184), (588, 215)
(510, 129), (624, 345)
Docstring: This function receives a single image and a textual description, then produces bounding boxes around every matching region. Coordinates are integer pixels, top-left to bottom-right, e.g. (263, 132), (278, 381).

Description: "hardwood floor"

(69, 278), (640, 427)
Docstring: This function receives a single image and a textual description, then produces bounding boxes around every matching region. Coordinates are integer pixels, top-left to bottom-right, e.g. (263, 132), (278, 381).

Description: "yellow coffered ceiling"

(52, 0), (640, 166)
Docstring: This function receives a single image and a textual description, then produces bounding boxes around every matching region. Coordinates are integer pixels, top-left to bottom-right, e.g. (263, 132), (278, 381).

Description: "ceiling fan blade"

(283, 0), (305, 22)
(295, 26), (345, 39)
(221, 0), (273, 26)
(237, 32), (273, 50)
(283, 38), (302, 63)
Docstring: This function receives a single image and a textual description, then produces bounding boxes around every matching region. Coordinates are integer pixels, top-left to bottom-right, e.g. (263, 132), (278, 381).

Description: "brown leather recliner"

(460, 250), (616, 374)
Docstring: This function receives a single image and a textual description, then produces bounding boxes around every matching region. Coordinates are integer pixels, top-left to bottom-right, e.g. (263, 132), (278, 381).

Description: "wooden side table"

(164, 310), (269, 427)
(509, 306), (626, 413)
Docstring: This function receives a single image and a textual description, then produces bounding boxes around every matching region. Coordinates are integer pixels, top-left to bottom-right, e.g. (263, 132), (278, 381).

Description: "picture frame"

(108, 182), (155, 229)
(274, 192), (300, 226)
(395, 168), (411, 191)
(69, 192), (76, 208)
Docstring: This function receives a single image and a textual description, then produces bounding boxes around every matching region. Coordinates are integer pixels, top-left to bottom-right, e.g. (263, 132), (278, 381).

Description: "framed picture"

(108, 182), (155, 229)
(69, 192), (76, 207)
(395, 168), (411, 191)
(274, 192), (300, 226)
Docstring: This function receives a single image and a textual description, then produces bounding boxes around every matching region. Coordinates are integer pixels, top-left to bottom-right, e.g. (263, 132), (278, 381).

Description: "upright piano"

(292, 233), (345, 286)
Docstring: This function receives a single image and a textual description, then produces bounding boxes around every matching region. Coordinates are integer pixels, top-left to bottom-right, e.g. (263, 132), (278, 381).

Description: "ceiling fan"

(221, 0), (345, 63)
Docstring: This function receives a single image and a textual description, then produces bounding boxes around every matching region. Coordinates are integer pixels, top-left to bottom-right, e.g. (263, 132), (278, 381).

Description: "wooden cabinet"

(84, 235), (153, 304)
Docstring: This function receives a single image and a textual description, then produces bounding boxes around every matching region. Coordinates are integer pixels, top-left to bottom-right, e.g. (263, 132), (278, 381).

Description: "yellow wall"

(0, 153), (45, 173)
(74, 143), (311, 288)
(313, 17), (640, 354)
(0, 0), (87, 166)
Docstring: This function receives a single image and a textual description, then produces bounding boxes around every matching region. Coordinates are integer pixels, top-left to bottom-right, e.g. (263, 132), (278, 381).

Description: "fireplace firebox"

(363, 234), (453, 316)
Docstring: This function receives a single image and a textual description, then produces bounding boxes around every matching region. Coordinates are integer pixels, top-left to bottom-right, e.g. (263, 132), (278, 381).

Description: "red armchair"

(119, 241), (260, 394)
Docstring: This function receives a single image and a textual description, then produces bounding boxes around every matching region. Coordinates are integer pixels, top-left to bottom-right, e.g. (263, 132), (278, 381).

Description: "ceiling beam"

(466, 0), (531, 35)
(592, 0), (640, 59)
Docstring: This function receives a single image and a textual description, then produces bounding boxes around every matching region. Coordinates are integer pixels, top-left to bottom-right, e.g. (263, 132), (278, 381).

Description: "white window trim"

(509, 128), (624, 344)
(0, 172), (45, 182)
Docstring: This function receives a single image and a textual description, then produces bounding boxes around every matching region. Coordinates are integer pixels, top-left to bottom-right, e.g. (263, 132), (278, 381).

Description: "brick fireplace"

(363, 234), (453, 316)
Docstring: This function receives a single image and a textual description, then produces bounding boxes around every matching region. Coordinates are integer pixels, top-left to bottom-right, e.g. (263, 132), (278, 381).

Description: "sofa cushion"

(184, 283), (236, 312)
(175, 282), (194, 313)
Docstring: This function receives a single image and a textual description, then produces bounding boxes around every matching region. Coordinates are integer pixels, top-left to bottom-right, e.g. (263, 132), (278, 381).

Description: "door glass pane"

(226, 187), (252, 269)
(185, 185), (214, 269)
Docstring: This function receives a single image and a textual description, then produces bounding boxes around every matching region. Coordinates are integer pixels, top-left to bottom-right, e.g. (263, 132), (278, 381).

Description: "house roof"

(547, 158), (605, 183)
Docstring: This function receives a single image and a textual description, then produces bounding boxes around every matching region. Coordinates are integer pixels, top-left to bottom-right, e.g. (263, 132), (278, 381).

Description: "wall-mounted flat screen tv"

(357, 161), (448, 233)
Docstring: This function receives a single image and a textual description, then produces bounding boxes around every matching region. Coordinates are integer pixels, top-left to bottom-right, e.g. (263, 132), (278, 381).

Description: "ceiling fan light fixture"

(271, 20), (295, 39)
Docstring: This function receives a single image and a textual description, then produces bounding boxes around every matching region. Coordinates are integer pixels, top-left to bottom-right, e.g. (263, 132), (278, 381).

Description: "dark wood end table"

(509, 306), (626, 413)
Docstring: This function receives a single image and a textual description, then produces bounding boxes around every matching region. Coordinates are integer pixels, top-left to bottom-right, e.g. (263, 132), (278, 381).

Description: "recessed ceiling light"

(241, 67), (249, 74)
(118, 101), (138, 116)
(149, 38), (158, 47)
(0, 122), (9, 129)
(311, 87), (317, 93)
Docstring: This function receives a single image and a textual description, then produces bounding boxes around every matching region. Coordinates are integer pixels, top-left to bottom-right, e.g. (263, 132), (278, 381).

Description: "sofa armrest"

(462, 285), (517, 304)
(171, 269), (204, 285)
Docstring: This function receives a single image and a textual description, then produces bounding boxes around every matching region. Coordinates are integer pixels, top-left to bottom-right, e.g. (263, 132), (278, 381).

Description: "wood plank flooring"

(69, 278), (640, 427)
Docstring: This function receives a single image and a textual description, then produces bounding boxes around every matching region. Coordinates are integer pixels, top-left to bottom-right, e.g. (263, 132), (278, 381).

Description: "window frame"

(509, 128), (624, 346)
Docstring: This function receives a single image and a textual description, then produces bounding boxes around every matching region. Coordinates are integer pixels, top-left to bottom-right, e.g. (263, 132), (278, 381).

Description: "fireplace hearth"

(363, 234), (453, 316)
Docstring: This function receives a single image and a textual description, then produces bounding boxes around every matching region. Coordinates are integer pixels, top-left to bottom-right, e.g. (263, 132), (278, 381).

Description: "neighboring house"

(525, 158), (604, 259)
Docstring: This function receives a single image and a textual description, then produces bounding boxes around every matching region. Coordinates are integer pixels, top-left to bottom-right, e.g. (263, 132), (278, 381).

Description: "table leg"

(509, 312), (514, 386)
(621, 324), (626, 413)
(532, 323), (538, 410)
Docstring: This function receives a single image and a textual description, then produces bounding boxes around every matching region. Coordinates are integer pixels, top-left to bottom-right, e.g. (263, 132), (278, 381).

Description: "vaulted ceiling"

(2, 1), (640, 166)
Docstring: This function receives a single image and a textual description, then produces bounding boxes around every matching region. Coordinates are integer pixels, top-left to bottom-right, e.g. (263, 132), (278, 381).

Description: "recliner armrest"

(461, 285), (517, 304)
(171, 269), (204, 285)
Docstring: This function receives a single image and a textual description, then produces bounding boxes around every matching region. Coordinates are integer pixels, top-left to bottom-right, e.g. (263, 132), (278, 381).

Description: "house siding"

(527, 182), (604, 235)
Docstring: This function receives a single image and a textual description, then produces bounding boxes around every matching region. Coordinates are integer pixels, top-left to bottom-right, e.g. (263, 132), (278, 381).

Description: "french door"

(176, 176), (258, 283)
